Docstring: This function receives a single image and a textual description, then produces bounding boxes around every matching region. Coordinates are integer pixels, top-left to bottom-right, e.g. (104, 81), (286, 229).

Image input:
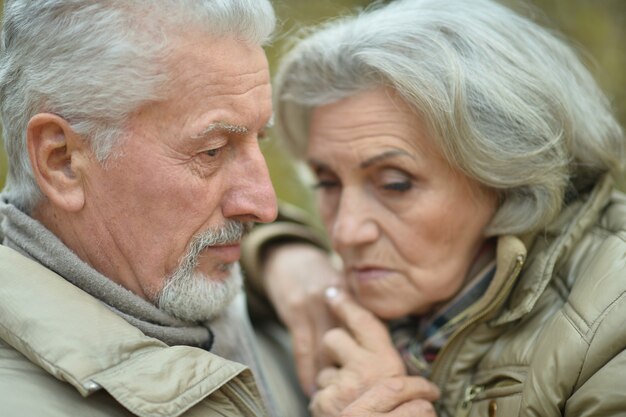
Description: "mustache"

(186, 220), (254, 257)
(176, 220), (252, 276)
(191, 220), (252, 249)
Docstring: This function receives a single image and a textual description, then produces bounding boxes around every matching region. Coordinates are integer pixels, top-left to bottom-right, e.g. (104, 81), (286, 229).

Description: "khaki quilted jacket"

(0, 247), (270, 417)
(432, 176), (626, 417)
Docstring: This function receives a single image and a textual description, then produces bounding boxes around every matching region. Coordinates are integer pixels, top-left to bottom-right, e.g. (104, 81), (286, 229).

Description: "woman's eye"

(383, 180), (412, 192)
(378, 168), (414, 193)
(313, 180), (340, 189)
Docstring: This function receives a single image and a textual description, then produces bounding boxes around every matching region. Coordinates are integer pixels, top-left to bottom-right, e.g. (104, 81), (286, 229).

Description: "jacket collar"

(0, 245), (257, 417)
(491, 175), (614, 325)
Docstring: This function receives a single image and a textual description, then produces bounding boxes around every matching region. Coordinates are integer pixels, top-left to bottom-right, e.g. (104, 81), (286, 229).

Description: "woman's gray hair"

(0, 0), (275, 212)
(274, 0), (625, 235)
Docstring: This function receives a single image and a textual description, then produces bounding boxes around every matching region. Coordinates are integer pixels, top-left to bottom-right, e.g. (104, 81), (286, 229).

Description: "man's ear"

(27, 113), (88, 212)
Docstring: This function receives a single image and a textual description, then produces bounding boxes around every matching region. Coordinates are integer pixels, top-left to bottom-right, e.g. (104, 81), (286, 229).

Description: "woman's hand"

(339, 376), (440, 417)
(263, 243), (344, 396)
(310, 289), (438, 417)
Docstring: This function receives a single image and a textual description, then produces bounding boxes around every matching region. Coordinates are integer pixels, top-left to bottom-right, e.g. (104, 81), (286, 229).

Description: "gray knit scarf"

(0, 197), (278, 416)
(0, 199), (212, 346)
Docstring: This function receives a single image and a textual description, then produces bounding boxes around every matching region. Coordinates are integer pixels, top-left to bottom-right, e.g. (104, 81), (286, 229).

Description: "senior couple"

(1, 1), (625, 417)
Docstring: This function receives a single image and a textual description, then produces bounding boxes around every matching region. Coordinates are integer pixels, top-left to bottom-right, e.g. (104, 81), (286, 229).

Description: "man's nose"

(222, 144), (278, 224)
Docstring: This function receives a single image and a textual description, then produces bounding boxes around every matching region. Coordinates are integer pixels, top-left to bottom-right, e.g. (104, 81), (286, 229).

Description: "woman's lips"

(349, 266), (394, 282)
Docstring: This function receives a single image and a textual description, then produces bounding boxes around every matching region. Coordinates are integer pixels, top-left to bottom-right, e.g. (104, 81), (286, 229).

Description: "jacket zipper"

(455, 384), (485, 417)
(430, 255), (525, 411)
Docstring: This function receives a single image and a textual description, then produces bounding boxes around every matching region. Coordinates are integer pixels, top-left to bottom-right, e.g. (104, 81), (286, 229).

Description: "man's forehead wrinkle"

(183, 78), (271, 105)
(218, 81), (271, 101)
(191, 66), (269, 84)
(169, 62), (268, 92)
(226, 67), (269, 79)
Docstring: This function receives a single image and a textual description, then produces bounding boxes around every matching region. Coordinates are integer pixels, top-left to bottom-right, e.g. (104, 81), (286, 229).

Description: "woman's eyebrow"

(360, 149), (413, 169)
(307, 150), (414, 171)
(306, 158), (329, 171)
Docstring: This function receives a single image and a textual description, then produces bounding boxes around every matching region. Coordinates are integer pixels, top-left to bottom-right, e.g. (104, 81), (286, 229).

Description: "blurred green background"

(0, 0), (625, 211)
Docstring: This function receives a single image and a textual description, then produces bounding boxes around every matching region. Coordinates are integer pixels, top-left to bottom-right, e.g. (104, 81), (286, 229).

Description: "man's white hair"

(0, 0), (275, 212)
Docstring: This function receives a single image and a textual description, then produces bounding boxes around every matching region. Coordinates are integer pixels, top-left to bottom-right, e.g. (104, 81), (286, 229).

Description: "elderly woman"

(243, 0), (626, 416)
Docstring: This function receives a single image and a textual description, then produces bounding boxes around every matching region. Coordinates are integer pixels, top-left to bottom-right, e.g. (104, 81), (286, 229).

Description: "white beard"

(155, 220), (250, 322)
(157, 262), (243, 322)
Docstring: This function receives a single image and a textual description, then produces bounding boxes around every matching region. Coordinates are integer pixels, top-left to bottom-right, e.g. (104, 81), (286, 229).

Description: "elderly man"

(0, 1), (308, 416)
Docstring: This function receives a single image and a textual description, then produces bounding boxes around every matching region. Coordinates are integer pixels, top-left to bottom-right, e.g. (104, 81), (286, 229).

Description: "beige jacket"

(432, 176), (626, 417)
(0, 246), (280, 417)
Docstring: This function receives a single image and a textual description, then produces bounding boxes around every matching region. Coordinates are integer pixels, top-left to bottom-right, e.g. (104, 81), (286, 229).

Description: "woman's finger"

(342, 398), (437, 417)
(291, 322), (319, 396)
(264, 244), (343, 396)
(321, 326), (361, 366)
(387, 399), (438, 417)
(325, 287), (395, 351)
(316, 366), (340, 389)
(341, 376), (440, 414)
(313, 302), (340, 373)
(310, 384), (345, 417)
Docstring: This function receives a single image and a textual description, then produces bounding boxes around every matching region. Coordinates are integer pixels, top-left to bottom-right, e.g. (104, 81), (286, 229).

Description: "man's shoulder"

(0, 334), (264, 417)
(0, 338), (134, 417)
(0, 244), (46, 275)
(0, 245), (266, 417)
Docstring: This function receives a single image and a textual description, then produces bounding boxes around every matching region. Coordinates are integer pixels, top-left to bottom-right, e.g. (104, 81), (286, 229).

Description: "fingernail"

(325, 286), (339, 300)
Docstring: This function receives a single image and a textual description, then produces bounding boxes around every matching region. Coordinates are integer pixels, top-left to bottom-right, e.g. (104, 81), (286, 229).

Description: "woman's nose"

(331, 189), (379, 250)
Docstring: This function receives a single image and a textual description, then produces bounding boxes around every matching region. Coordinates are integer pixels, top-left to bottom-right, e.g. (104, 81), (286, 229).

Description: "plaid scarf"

(389, 240), (496, 376)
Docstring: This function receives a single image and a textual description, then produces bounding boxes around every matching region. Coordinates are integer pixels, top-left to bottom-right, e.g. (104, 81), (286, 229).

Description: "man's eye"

(383, 181), (412, 192)
(204, 148), (221, 157)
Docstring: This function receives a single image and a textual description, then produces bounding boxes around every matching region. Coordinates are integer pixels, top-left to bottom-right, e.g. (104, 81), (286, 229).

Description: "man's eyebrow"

(191, 122), (249, 139)
(360, 149), (414, 169)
